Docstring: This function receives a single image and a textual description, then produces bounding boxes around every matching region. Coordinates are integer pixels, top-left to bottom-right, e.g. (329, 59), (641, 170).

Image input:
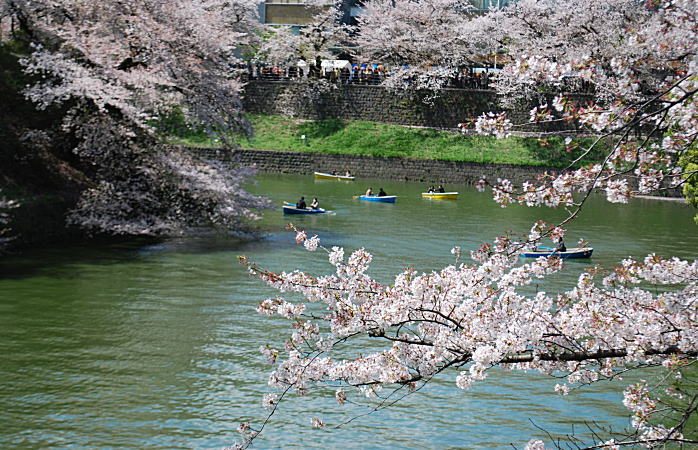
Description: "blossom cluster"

(474, 112), (512, 139)
(244, 230), (697, 444)
(471, 0), (696, 209)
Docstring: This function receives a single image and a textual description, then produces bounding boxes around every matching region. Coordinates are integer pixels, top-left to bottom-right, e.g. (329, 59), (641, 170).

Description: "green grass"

(169, 114), (608, 168)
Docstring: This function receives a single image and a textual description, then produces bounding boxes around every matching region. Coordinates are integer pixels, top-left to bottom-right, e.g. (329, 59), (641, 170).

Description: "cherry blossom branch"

(582, 437), (698, 449)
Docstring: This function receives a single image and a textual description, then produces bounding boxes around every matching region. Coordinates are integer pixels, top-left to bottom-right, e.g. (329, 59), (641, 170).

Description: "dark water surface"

(1, 173), (696, 448)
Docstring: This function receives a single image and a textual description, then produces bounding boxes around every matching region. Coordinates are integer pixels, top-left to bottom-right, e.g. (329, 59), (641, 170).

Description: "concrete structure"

(259, 0), (515, 27)
(260, 0), (361, 27)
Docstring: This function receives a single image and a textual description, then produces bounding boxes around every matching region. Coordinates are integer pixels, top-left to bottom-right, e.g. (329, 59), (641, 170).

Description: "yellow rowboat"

(421, 192), (459, 199)
(314, 171), (355, 181)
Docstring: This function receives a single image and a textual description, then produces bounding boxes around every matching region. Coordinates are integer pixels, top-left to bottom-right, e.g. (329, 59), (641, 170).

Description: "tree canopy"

(0, 0), (271, 241)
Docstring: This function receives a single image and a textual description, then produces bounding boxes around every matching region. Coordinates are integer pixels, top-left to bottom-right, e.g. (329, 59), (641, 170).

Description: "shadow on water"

(0, 233), (267, 281)
(0, 223), (355, 281)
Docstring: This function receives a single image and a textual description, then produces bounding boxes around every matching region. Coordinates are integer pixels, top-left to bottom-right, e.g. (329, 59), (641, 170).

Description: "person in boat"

(296, 196), (307, 209)
(378, 188), (387, 197)
(427, 185), (435, 193)
(331, 170), (338, 175)
(345, 170), (352, 177)
(365, 187), (373, 196)
(310, 197), (319, 209)
(556, 239), (567, 252)
(437, 184), (445, 193)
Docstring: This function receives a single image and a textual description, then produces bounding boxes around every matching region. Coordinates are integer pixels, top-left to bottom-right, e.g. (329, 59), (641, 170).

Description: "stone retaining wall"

(242, 81), (579, 132)
(190, 147), (563, 185)
(188, 147), (683, 197)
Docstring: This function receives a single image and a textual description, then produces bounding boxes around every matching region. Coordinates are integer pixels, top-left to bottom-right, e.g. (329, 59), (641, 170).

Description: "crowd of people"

(242, 63), (389, 86)
(239, 63), (498, 89)
(238, 62), (601, 93)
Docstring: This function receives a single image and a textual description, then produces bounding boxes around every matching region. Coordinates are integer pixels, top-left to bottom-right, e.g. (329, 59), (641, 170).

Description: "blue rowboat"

(520, 247), (593, 259)
(358, 195), (397, 203)
(282, 205), (328, 215)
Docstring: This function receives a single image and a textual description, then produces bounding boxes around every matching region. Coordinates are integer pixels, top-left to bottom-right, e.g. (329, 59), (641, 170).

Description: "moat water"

(1, 173), (696, 448)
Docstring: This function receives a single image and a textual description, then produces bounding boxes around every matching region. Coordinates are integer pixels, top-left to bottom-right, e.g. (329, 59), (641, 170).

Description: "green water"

(1, 173), (695, 448)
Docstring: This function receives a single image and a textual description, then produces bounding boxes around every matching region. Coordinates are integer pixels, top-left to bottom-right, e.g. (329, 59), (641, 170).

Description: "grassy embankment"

(163, 113), (607, 168)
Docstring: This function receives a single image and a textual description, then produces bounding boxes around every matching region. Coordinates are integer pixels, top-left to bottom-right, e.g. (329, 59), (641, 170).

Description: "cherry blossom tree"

(355, 0), (494, 91)
(357, 0), (697, 206)
(0, 193), (18, 251)
(1, 0), (271, 236)
(252, 1), (353, 117)
(242, 0), (698, 447)
(359, 0), (698, 217)
(468, 0), (697, 214)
